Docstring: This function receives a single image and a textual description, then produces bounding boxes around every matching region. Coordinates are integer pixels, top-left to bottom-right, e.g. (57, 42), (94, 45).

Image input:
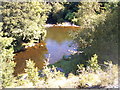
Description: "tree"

(0, 23), (16, 88)
(70, 1), (118, 62)
(47, 2), (80, 24)
(47, 2), (65, 24)
(1, 2), (51, 51)
(70, 2), (102, 48)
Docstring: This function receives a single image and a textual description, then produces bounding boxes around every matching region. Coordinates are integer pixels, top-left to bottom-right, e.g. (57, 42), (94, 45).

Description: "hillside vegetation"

(0, 1), (119, 88)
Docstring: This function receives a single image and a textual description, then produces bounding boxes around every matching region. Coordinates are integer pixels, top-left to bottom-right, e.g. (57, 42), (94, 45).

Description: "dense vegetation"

(0, 23), (16, 87)
(0, 1), (119, 88)
(47, 2), (79, 24)
(1, 2), (51, 52)
(69, 2), (119, 63)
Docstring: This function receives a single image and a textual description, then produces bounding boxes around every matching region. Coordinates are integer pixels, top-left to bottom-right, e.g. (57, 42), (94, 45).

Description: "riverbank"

(44, 22), (80, 28)
(49, 52), (86, 75)
(12, 25), (118, 88)
(48, 54), (118, 88)
(14, 24), (79, 53)
(11, 54), (118, 88)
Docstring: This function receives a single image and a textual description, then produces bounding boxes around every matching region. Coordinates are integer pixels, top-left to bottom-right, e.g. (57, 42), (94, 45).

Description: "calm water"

(14, 26), (80, 75)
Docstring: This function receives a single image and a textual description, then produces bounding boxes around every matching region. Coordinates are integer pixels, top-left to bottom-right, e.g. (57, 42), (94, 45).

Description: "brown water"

(14, 26), (80, 75)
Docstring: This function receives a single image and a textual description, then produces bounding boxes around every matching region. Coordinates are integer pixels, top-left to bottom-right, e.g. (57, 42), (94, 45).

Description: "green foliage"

(64, 2), (79, 22)
(47, 2), (79, 23)
(79, 72), (101, 88)
(72, 2), (101, 25)
(100, 61), (118, 86)
(77, 54), (118, 88)
(87, 54), (101, 72)
(47, 2), (65, 23)
(41, 65), (64, 81)
(52, 54), (86, 75)
(0, 29), (16, 88)
(84, 2), (118, 62)
(65, 12), (75, 21)
(69, 2), (118, 63)
(25, 59), (39, 85)
(1, 2), (51, 51)
(70, 2), (118, 48)
(70, 2), (103, 48)
(77, 54), (101, 74)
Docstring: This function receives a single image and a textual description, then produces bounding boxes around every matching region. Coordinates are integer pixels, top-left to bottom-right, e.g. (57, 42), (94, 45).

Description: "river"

(14, 26), (80, 75)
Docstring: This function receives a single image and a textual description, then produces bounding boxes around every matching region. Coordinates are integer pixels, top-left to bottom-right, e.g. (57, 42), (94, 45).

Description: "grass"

(49, 53), (88, 75)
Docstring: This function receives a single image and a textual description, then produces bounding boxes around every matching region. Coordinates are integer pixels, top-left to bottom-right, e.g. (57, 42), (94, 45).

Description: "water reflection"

(14, 43), (48, 76)
(14, 27), (79, 75)
(45, 27), (79, 64)
(46, 27), (78, 43)
(45, 39), (76, 64)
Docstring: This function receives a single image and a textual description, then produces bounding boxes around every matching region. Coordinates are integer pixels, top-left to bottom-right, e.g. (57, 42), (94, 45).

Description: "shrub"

(47, 2), (65, 23)
(87, 54), (101, 72)
(24, 59), (39, 86)
(70, 2), (118, 50)
(41, 65), (65, 81)
(77, 54), (118, 88)
(70, 2), (118, 64)
(0, 29), (16, 88)
(100, 61), (118, 86)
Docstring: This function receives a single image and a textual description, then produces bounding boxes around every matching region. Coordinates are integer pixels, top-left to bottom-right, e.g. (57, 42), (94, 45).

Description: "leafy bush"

(87, 54), (101, 72)
(70, 2), (118, 63)
(70, 2), (105, 49)
(1, 2), (51, 51)
(77, 54), (118, 88)
(15, 60), (65, 88)
(0, 53), (118, 88)
(70, 2), (118, 48)
(40, 65), (64, 81)
(100, 61), (118, 86)
(47, 2), (65, 23)
(47, 2), (79, 24)
(24, 59), (39, 86)
(0, 28), (16, 88)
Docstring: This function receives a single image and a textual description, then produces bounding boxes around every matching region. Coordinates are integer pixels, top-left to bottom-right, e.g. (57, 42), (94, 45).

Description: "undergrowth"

(4, 54), (118, 88)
